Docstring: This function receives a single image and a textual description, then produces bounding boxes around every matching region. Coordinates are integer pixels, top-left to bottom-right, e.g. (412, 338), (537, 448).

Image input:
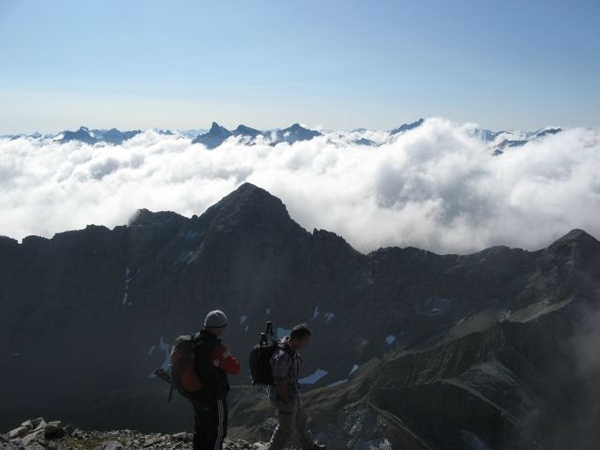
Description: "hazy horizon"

(0, 117), (568, 137)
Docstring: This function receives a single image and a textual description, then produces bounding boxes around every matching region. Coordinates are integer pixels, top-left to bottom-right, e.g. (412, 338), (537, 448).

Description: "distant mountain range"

(1, 119), (563, 154)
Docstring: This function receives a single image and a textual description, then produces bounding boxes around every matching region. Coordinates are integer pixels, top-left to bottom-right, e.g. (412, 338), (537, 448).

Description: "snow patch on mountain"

(299, 368), (328, 385)
(122, 268), (132, 307)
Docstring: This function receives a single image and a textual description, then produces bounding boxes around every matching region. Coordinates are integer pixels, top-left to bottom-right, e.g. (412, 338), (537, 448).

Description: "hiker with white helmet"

(191, 309), (240, 450)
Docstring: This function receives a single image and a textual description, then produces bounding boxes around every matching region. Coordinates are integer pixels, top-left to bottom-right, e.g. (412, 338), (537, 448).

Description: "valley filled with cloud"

(1, 117), (599, 255)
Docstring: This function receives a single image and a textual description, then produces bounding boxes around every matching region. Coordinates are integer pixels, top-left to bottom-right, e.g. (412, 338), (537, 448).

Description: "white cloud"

(1, 119), (599, 254)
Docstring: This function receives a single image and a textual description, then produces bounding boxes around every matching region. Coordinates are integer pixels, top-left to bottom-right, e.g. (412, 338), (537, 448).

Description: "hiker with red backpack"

(266, 324), (326, 450)
(191, 310), (240, 450)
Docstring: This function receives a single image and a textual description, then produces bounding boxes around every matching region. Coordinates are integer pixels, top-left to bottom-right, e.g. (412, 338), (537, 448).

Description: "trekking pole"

(153, 368), (175, 403)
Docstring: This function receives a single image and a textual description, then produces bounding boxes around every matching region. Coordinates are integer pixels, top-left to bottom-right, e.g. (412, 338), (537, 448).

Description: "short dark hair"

(290, 323), (312, 340)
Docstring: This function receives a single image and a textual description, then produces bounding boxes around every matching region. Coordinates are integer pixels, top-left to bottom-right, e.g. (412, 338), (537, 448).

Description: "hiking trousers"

(267, 396), (315, 450)
(192, 396), (228, 450)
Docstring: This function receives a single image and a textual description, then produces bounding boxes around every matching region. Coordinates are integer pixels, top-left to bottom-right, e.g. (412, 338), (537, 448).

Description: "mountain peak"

(57, 126), (98, 144)
(198, 183), (298, 233)
(554, 228), (598, 245)
(212, 182), (286, 212)
(192, 123), (233, 149)
(275, 124), (322, 144)
(209, 122), (229, 133)
(128, 208), (186, 227)
(390, 118), (425, 135)
(535, 127), (562, 138)
(546, 228), (600, 269)
(233, 124), (262, 138)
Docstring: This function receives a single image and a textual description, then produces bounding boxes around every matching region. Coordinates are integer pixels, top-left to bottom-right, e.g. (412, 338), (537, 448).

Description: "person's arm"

(210, 344), (241, 375)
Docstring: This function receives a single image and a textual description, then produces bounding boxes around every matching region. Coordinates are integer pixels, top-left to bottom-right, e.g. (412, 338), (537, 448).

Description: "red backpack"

(170, 334), (203, 397)
(155, 334), (203, 401)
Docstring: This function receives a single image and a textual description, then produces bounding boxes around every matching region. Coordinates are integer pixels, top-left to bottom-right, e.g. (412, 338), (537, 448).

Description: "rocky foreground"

(1, 418), (267, 450)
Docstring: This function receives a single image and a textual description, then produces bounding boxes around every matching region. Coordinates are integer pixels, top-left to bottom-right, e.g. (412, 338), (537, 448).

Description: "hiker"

(266, 323), (326, 450)
(192, 309), (240, 450)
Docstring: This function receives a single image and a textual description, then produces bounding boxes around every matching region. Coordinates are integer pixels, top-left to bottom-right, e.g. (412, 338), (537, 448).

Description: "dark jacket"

(193, 330), (230, 399)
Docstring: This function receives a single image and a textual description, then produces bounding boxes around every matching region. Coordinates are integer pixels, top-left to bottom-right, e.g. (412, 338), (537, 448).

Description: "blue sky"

(1, 0), (599, 134)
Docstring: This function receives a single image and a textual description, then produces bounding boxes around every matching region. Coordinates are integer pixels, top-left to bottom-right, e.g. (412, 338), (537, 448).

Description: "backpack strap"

(168, 383), (174, 403)
(193, 333), (221, 388)
(191, 331), (202, 346)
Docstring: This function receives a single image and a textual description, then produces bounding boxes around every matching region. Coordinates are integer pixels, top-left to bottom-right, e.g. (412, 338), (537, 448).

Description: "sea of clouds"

(1, 117), (599, 255)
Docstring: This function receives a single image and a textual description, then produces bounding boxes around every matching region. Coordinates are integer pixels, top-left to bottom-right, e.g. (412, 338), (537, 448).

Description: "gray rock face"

(1, 183), (599, 449)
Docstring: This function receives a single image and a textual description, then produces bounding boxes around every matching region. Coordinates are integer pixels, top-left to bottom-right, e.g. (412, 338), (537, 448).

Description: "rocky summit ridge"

(1, 183), (600, 449)
(1, 416), (268, 450)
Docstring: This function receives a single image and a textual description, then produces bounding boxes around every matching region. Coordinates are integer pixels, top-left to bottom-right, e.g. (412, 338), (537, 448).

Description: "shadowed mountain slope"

(1, 184), (599, 449)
